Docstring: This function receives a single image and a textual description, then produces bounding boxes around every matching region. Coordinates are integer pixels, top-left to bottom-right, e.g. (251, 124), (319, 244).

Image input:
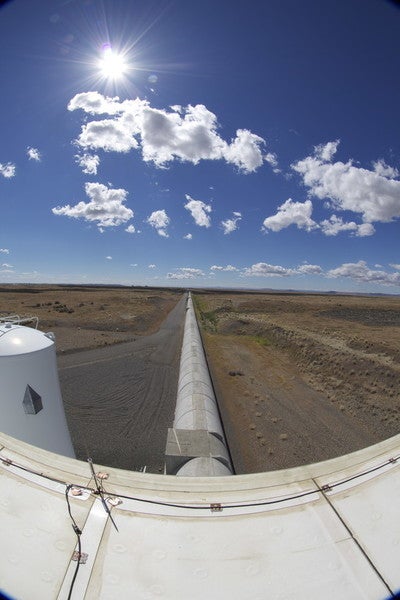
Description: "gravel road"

(58, 293), (186, 473)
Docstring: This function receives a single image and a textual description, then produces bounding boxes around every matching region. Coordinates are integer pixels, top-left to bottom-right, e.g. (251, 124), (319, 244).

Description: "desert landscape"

(1, 284), (399, 474)
(194, 291), (400, 473)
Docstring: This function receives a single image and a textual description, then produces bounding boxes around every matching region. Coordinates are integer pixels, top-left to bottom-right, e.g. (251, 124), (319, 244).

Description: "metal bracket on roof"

(72, 551), (88, 564)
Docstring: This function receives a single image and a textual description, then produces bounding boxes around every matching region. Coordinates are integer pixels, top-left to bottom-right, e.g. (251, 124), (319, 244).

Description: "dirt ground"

(0, 285), (182, 353)
(194, 291), (400, 474)
(2, 285), (400, 474)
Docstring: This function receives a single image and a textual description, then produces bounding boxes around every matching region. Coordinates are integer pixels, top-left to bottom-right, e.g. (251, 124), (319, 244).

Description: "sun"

(99, 44), (127, 80)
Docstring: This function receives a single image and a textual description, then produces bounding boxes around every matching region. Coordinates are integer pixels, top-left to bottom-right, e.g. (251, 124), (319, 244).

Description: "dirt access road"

(195, 291), (400, 474)
(58, 293), (186, 473)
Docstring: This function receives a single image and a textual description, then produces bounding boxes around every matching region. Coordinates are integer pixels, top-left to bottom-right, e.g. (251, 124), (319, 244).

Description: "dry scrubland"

(194, 292), (400, 473)
(1, 285), (400, 474)
(0, 285), (181, 352)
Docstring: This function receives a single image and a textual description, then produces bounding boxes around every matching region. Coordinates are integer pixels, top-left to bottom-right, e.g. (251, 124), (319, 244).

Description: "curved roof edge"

(1, 429), (399, 495)
(1, 430), (400, 599)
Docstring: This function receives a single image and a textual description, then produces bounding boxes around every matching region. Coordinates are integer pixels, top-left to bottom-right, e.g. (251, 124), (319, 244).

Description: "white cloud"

(148, 264), (156, 269)
(27, 147), (41, 161)
(264, 152), (280, 173)
(130, 263), (138, 267)
(224, 129), (265, 173)
(320, 215), (375, 237)
(292, 141), (400, 223)
(147, 209), (170, 237)
(75, 153), (100, 175)
(296, 263), (323, 275)
(68, 91), (126, 115)
(125, 224), (136, 234)
(314, 140), (340, 162)
(390, 264), (400, 271)
(183, 233), (192, 240)
(184, 194), (212, 227)
(52, 182), (133, 229)
(372, 159), (399, 179)
(328, 260), (400, 287)
(1, 263), (13, 268)
(262, 198), (317, 233)
(167, 267), (204, 279)
(0, 249), (9, 254)
(76, 116), (140, 153)
(0, 162), (16, 178)
(106, 256), (112, 260)
(243, 262), (294, 277)
(221, 212), (242, 235)
(68, 92), (274, 173)
(211, 264), (238, 272)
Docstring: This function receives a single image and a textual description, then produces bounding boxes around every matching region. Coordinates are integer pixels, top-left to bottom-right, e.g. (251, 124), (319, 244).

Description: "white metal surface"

(0, 323), (51, 355)
(174, 294), (225, 439)
(0, 324), (75, 457)
(1, 431), (400, 599)
(168, 293), (233, 476)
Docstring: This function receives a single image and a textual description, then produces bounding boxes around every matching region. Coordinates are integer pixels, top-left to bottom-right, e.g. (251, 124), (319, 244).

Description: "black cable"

(1, 452), (399, 512)
(65, 484), (82, 600)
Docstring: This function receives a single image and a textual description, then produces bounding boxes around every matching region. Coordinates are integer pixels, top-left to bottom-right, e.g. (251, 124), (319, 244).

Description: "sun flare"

(99, 44), (127, 80)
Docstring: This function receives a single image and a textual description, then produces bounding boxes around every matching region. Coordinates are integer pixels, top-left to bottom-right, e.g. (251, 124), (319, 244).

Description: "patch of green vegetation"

(203, 310), (218, 329)
(251, 335), (271, 348)
(192, 295), (218, 332)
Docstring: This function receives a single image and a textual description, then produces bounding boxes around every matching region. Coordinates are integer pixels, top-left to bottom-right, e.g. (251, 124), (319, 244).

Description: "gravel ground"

(58, 293), (186, 473)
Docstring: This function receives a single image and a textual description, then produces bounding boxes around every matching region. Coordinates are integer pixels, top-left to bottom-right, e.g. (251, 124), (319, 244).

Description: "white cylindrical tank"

(0, 323), (75, 457)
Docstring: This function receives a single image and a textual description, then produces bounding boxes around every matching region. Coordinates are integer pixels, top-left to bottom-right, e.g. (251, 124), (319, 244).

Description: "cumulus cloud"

(242, 262), (323, 278)
(0, 162), (16, 178)
(320, 215), (375, 237)
(211, 264), (238, 272)
(68, 91), (126, 115)
(183, 233), (192, 240)
(221, 212), (242, 235)
(296, 263), (323, 275)
(1, 263), (13, 268)
(223, 129), (265, 173)
(292, 141), (400, 223)
(76, 116), (140, 153)
(68, 92), (274, 173)
(167, 267), (204, 279)
(147, 209), (170, 237)
(390, 264), (400, 271)
(0, 249), (10, 254)
(75, 153), (100, 175)
(372, 159), (399, 179)
(52, 182), (133, 229)
(148, 264), (156, 269)
(243, 262), (295, 277)
(27, 147), (41, 161)
(328, 261), (400, 287)
(184, 194), (212, 227)
(106, 256), (112, 260)
(262, 198), (317, 233)
(125, 224), (136, 234)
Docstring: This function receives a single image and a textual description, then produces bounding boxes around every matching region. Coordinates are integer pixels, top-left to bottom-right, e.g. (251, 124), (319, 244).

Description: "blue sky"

(1, 0), (400, 292)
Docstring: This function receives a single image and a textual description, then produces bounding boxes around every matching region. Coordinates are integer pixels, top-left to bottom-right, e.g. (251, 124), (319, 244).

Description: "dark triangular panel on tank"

(22, 385), (43, 415)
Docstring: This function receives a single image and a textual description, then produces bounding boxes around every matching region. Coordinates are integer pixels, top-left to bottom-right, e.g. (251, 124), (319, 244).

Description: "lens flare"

(99, 44), (127, 80)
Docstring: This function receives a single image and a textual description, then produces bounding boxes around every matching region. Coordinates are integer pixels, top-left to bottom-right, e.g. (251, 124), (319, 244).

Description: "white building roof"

(0, 430), (399, 599)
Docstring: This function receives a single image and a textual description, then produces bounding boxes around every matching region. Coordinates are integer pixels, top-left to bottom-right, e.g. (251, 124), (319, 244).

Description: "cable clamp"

(210, 503), (222, 512)
(72, 551), (88, 564)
